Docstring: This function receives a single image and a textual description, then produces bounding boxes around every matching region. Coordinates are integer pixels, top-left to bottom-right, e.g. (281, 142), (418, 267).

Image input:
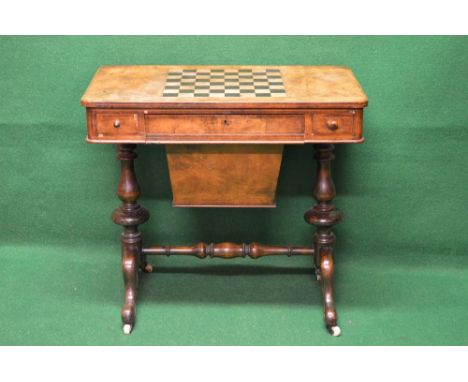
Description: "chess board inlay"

(162, 68), (286, 98)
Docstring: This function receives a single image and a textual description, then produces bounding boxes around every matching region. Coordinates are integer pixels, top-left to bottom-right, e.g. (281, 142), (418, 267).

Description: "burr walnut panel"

(166, 144), (284, 207)
(92, 110), (144, 141)
(81, 65), (368, 108)
(145, 112), (305, 142)
(307, 109), (361, 141)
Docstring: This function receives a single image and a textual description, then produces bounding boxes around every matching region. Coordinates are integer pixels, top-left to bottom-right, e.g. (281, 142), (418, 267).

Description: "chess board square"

(225, 93), (241, 97)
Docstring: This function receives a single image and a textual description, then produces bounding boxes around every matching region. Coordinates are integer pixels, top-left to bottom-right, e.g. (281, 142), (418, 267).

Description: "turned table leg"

(304, 144), (343, 336)
(112, 144), (150, 334)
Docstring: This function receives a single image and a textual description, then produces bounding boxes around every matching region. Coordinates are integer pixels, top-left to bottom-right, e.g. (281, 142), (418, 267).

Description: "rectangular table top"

(81, 65), (368, 109)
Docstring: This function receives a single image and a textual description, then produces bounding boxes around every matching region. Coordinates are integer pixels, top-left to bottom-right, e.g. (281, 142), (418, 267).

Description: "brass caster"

(123, 323), (133, 335)
(330, 326), (341, 337)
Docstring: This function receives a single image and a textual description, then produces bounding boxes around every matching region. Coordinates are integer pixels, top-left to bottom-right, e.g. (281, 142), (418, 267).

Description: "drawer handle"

(223, 119), (230, 126)
(326, 120), (339, 131)
(113, 119), (121, 128)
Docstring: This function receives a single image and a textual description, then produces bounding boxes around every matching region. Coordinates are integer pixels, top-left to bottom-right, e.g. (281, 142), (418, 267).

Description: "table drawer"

(86, 109), (363, 143)
(146, 113), (305, 141)
(92, 111), (144, 140)
(308, 110), (361, 140)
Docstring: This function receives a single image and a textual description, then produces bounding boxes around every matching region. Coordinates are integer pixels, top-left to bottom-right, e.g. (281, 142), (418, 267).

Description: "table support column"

(112, 144), (150, 334)
(304, 144), (342, 336)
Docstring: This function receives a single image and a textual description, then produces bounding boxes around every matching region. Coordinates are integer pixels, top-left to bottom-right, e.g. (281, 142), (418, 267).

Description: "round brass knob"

(113, 120), (121, 128)
(326, 120), (338, 131)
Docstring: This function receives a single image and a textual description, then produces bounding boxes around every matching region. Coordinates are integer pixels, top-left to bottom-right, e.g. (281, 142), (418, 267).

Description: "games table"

(81, 65), (368, 336)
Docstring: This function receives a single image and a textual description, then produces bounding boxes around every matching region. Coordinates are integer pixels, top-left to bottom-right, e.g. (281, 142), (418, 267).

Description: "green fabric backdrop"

(0, 36), (467, 345)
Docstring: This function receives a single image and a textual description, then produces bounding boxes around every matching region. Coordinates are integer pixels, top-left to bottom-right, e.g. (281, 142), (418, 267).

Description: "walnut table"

(81, 65), (368, 336)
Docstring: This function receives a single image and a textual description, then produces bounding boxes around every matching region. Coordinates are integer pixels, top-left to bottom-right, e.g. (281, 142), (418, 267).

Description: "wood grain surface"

(81, 65), (368, 108)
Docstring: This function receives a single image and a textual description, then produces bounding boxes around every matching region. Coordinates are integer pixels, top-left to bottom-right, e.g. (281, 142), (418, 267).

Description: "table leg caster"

(142, 263), (153, 273)
(315, 268), (322, 281)
(123, 323), (133, 335)
(329, 325), (341, 337)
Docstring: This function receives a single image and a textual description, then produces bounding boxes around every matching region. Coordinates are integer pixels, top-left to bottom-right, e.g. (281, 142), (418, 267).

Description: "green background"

(0, 36), (467, 345)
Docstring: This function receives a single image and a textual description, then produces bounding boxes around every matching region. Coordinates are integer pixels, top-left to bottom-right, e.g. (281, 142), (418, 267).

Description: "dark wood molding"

(111, 144), (150, 334)
(143, 242), (314, 259)
(304, 144), (342, 336)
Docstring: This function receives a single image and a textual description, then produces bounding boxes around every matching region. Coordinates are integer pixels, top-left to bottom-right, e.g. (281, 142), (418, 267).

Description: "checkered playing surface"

(162, 68), (286, 98)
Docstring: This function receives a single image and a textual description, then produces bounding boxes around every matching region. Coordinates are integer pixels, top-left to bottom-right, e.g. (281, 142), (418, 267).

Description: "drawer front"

(146, 113), (305, 142)
(86, 109), (363, 143)
(91, 111), (144, 140)
(307, 110), (361, 141)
